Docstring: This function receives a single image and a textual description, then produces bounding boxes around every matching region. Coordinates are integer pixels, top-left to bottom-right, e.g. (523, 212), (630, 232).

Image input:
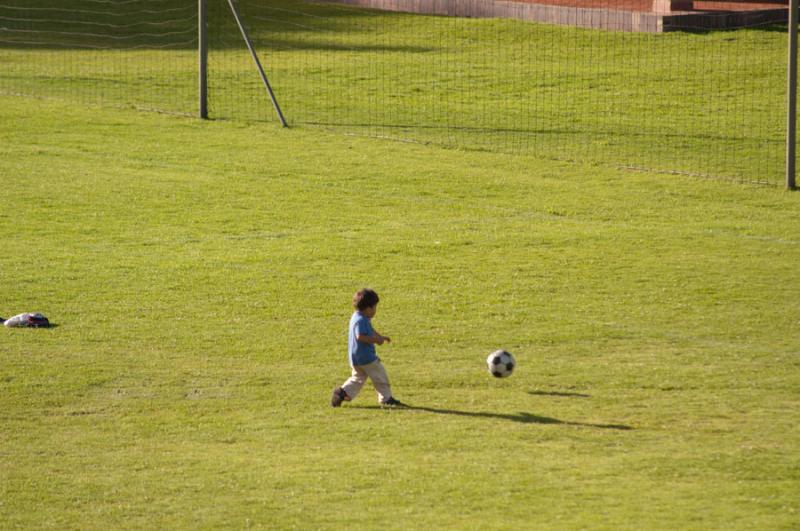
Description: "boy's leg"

(341, 365), (368, 401)
(362, 360), (392, 403)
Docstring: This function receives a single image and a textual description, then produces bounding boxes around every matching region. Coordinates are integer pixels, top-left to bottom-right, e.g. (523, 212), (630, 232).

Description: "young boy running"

(331, 288), (405, 408)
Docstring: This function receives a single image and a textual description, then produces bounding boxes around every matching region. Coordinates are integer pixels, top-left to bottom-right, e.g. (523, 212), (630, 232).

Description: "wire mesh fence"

(0, 0), (790, 184)
(0, 0), (198, 114)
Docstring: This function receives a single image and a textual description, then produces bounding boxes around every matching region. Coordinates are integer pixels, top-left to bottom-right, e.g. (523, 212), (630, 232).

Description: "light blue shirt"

(349, 311), (377, 366)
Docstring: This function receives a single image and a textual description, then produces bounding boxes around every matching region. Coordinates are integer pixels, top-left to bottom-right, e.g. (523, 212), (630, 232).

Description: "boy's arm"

(373, 329), (391, 343)
(356, 331), (391, 345)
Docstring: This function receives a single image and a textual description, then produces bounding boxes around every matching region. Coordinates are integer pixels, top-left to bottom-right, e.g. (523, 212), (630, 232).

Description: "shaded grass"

(1, 95), (799, 528)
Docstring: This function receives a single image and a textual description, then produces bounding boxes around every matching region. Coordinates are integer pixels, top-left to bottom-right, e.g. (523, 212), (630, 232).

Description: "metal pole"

(225, 0), (288, 127)
(788, 0), (798, 190)
(199, 0), (208, 119)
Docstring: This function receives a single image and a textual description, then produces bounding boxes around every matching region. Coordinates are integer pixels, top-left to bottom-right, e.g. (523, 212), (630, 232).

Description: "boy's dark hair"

(353, 288), (380, 311)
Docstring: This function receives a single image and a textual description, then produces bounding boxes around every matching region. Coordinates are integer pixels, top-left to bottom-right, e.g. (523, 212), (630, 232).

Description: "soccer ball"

(487, 350), (516, 378)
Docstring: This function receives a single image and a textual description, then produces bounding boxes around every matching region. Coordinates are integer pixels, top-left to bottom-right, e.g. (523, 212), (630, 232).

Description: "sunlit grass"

(0, 96), (798, 528)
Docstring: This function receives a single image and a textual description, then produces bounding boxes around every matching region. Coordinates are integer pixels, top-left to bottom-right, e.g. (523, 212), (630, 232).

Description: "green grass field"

(0, 0), (789, 183)
(1, 94), (799, 528)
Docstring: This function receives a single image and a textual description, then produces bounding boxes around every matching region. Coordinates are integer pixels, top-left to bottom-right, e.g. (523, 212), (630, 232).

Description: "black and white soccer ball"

(487, 350), (516, 378)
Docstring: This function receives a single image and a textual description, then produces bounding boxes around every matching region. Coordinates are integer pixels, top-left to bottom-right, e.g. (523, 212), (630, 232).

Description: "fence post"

(788, 0), (797, 189)
(226, 0), (288, 127)
(199, 0), (208, 119)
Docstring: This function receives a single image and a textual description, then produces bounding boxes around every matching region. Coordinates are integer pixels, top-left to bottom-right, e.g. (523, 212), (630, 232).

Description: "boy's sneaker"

(331, 387), (347, 408)
(381, 397), (406, 407)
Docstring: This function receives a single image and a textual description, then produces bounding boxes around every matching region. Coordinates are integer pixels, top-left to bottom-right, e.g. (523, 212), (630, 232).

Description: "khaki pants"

(342, 359), (392, 403)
